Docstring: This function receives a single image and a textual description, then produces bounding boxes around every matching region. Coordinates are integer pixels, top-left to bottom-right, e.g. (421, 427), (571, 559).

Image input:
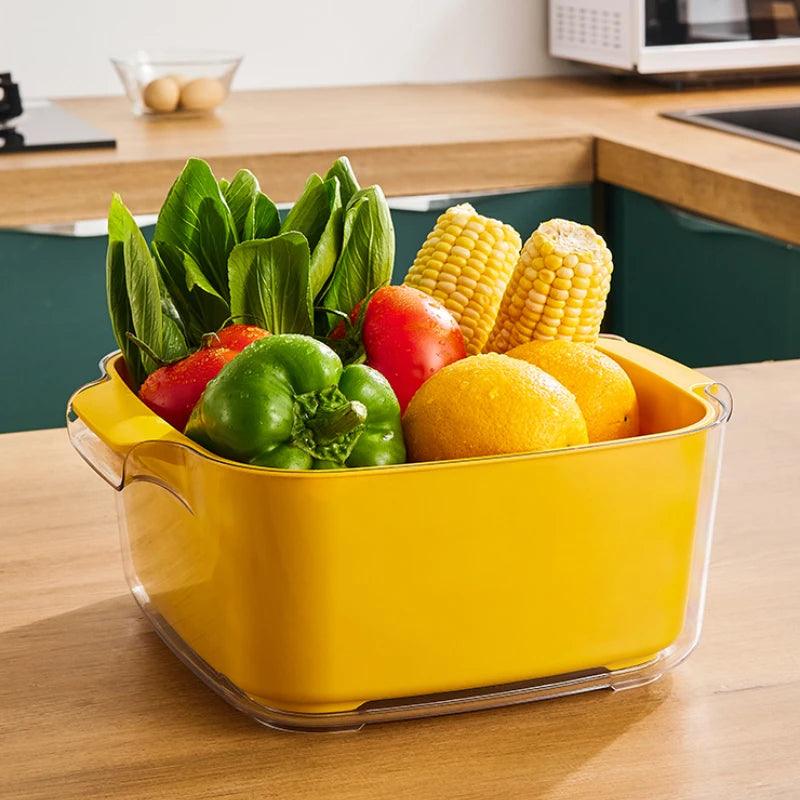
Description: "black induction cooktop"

(663, 104), (800, 153)
(0, 102), (116, 154)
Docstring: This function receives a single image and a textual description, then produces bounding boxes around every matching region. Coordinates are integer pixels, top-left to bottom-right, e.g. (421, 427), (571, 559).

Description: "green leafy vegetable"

(244, 192), (280, 240)
(198, 197), (237, 300)
(280, 174), (343, 298)
(159, 289), (190, 362)
(107, 196), (145, 387)
(325, 156), (360, 208)
(309, 205), (343, 298)
(228, 232), (313, 335)
(279, 174), (339, 252)
(223, 169), (259, 240)
(154, 158), (237, 289)
(321, 185), (394, 324)
(153, 241), (228, 342)
(106, 194), (188, 386)
(106, 154), (393, 382)
(123, 230), (167, 372)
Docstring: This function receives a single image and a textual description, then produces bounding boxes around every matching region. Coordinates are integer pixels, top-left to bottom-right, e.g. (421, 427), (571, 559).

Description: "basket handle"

(700, 382), (733, 424)
(67, 353), (186, 490)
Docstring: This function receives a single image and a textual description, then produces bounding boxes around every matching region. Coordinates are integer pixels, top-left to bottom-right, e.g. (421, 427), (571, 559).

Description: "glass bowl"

(111, 50), (242, 117)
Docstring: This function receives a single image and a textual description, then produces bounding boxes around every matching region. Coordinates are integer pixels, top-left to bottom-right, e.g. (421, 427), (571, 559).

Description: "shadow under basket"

(67, 336), (731, 731)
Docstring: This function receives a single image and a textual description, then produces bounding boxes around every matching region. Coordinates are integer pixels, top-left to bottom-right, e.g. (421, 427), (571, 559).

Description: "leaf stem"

(125, 332), (183, 369)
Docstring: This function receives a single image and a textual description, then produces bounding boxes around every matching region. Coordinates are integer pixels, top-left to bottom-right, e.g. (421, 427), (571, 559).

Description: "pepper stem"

(307, 400), (367, 443)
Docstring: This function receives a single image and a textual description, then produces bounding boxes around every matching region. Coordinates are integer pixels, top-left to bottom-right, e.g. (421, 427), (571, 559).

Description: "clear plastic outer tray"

(67, 337), (731, 731)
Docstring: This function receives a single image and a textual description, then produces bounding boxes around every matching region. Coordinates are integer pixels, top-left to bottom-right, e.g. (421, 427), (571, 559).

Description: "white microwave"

(549, 0), (800, 78)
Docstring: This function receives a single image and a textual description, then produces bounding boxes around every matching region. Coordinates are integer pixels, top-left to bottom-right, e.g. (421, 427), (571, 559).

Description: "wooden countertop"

(2, 358), (798, 799)
(4, 78), (800, 244)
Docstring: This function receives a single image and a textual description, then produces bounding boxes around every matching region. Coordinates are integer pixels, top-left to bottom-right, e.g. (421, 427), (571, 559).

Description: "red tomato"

(358, 286), (466, 412)
(208, 324), (270, 352)
(138, 347), (238, 431)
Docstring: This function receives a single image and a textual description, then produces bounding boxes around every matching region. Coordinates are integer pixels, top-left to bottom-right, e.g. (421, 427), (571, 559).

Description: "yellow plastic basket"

(68, 336), (731, 731)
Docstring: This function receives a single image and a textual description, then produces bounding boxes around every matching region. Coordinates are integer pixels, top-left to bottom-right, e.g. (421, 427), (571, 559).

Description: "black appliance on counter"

(0, 72), (116, 154)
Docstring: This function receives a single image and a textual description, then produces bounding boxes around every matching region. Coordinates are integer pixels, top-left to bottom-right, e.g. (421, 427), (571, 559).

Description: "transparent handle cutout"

(67, 404), (125, 490)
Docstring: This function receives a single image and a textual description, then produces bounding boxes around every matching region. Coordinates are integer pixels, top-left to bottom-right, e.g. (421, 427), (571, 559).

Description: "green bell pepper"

(185, 334), (405, 469)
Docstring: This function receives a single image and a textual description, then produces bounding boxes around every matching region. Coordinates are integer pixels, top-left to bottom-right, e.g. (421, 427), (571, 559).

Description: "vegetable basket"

(67, 336), (730, 731)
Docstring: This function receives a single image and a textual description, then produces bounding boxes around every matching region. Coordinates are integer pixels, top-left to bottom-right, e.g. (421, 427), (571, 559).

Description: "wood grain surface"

(4, 77), (800, 245)
(0, 81), (594, 227)
(1, 358), (799, 799)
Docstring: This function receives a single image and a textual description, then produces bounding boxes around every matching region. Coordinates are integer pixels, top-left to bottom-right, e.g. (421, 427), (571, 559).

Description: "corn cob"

(403, 203), (522, 355)
(485, 218), (613, 353)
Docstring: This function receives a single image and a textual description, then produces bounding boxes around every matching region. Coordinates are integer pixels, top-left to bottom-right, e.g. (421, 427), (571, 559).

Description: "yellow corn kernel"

(404, 204), (522, 355)
(484, 218), (613, 352)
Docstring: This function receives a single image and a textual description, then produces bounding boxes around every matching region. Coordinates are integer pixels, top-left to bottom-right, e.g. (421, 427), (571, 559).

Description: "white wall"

(2, 0), (577, 99)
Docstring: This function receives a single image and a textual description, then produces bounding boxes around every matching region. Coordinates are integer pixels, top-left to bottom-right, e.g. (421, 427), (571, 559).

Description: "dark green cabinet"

(0, 226), (151, 434)
(0, 185), (593, 433)
(604, 186), (800, 367)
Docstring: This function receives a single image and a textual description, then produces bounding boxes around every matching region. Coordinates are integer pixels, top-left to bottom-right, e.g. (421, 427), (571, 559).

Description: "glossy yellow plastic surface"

(70, 339), (719, 715)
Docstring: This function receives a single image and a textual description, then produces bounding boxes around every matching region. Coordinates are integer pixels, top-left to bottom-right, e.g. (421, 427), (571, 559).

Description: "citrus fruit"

(507, 340), (639, 443)
(402, 353), (588, 462)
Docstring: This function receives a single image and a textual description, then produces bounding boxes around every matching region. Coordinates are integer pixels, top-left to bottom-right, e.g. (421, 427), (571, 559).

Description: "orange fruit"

(402, 353), (588, 462)
(507, 340), (639, 443)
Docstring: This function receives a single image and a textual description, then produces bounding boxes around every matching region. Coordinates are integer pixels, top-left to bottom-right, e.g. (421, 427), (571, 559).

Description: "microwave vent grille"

(552, 1), (624, 53)
(549, 0), (633, 69)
